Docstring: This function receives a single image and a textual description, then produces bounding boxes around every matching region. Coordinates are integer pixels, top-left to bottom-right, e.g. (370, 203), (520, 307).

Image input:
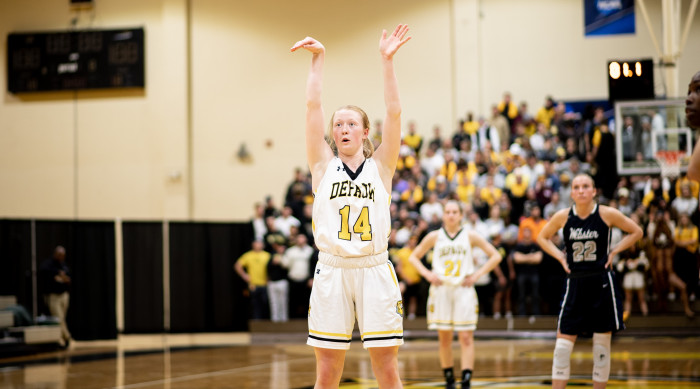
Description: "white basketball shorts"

(307, 251), (404, 350)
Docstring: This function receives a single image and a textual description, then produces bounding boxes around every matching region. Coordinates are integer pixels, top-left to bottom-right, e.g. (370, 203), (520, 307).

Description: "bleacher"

(0, 296), (62, 357)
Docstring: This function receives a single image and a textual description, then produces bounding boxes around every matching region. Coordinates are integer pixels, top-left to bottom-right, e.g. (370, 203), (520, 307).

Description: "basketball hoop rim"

(654, 150), (685, 178)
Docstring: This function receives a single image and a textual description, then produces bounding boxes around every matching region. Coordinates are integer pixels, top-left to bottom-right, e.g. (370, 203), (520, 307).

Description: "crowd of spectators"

(238, 92), (699, 321)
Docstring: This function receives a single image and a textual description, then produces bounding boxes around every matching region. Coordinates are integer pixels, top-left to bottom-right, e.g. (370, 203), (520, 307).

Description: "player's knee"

(552, 338), (574, 381)
(458, 331), (474, 347)
(592, 333), (612, 382)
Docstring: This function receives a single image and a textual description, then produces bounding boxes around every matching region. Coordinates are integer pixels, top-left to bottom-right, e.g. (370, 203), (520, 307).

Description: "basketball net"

(654, 150), (685, 179)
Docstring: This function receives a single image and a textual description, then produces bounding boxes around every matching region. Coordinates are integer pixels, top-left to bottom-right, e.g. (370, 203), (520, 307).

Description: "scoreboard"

(607, 58), (654, 102)
(7, 28), (145, 93)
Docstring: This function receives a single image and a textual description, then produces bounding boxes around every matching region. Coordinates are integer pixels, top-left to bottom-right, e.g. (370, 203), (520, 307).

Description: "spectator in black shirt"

(39, 245), (72, 347)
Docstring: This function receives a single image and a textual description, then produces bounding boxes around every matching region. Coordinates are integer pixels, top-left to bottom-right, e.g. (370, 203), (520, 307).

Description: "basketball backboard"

(615, 99), (694, 176)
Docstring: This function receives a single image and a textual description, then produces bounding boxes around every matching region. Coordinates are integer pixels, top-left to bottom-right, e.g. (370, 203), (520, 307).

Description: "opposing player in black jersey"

(537, 174), (642, 389)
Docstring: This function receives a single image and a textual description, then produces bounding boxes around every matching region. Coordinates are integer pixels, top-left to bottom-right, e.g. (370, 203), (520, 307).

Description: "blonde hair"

(327, 105), (375, 158)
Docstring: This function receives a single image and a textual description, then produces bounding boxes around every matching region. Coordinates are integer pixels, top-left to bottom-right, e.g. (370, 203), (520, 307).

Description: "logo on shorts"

(396, 301), (403, 317)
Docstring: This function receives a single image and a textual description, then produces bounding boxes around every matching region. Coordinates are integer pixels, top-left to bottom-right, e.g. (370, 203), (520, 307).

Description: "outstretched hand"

(290, 37), (325, 54)
(379, 24), (411, 60)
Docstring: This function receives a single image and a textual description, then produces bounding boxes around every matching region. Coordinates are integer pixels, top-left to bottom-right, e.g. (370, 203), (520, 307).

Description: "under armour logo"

(602, 283), (609, 288)
(337, 166), (343, 171)
(316, 269), (320, 275)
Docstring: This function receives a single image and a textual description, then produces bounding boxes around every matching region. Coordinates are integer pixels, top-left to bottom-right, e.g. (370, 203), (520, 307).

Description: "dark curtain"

(1, 219), (254, 337)
(122, 222), (163, 333)
(169, 222), (252, 332)
(35, 221), (117, 340)
(0, 220), (33, 310)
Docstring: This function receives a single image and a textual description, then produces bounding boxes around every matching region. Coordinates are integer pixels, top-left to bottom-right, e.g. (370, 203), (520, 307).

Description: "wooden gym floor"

(1, 327), (699, 389)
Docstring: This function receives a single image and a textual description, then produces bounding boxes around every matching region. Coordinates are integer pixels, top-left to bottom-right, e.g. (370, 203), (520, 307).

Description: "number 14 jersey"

(312, 157), (391, 257)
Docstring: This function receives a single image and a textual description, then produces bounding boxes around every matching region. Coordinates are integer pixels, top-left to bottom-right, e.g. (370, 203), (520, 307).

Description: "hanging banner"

(584, 0), (636, 36)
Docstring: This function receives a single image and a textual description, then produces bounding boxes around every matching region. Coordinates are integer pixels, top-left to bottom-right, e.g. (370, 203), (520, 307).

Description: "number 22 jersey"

(312, 157), (391, 257)
(563, 203), (611, 273)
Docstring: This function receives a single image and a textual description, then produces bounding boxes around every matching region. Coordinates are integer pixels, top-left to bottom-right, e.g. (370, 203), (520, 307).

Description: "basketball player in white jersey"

(291, 25), (411, 389)
(408, 200), (502, 388)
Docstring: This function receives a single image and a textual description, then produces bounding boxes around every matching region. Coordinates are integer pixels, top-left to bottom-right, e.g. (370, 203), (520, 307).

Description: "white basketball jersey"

(312, 157), (391, 257)
(431, 227), (475, 286)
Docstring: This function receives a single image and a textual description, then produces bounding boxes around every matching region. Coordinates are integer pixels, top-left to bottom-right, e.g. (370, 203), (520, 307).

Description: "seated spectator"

(274, 205), (301, 238)
(535, 95), (556, 129)
(671, 183), (698, 218)
(400, 176), (425, 205)
(543, 191), (566, 220)
(454, 174), (477, 205)
(421, 143), (444, 178)
(518, 206), (547, 242)
(420, 191), (444, 223)
(403, 120), (423, 154)
(479, 174), (503, 208)
(642, 177), (670, 209)
(558, 173), (572, 205)
(616, 187), (635, 215)
(674, 173), (699, 199)
(505, 168), (529, 222)
(484, 204), (505, 240)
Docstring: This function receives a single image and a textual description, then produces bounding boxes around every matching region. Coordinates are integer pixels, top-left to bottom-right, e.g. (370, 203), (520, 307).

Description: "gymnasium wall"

(0, 0), (698, 222)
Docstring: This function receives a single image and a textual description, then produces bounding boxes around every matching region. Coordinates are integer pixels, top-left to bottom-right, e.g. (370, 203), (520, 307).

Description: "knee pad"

(592, 333), (612, 382)
(552, 338), (574, 381)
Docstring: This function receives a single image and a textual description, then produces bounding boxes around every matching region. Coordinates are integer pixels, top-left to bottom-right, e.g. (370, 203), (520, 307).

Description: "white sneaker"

(408, 313), (416, 320)
(690, 294), (696, 302)
(668, 292), (676, 301)
(493, 312), (502, 320)
(528, 316), (536, 324)
(505, 311), (513, 319)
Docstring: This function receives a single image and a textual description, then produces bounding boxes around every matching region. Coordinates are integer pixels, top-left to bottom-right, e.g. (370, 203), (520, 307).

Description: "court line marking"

(105, 356), (317, 389)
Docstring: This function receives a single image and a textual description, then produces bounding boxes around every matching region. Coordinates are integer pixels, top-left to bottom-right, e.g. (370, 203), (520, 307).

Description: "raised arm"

(291, 37), (334, 187)
(374, 24), (411, 187)
(600, 205), (643, 268)
(536, 208), (571, 273)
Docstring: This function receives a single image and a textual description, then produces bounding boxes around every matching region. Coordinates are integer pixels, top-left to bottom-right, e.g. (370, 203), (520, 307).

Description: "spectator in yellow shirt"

(234, 240), (271, 320)
(535, 96), (556, 129)
(393, 234), (423, 320)
(403, 120), (423, 154)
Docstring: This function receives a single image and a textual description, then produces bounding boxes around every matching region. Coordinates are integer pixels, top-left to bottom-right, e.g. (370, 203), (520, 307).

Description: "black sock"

(443, 367), (455, 384)
(461, 369), (472, 384)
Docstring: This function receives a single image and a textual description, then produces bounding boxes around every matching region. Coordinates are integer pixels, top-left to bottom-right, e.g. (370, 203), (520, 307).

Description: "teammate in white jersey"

(291, 25), (410, 389)
(408, 200), (502, 388)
